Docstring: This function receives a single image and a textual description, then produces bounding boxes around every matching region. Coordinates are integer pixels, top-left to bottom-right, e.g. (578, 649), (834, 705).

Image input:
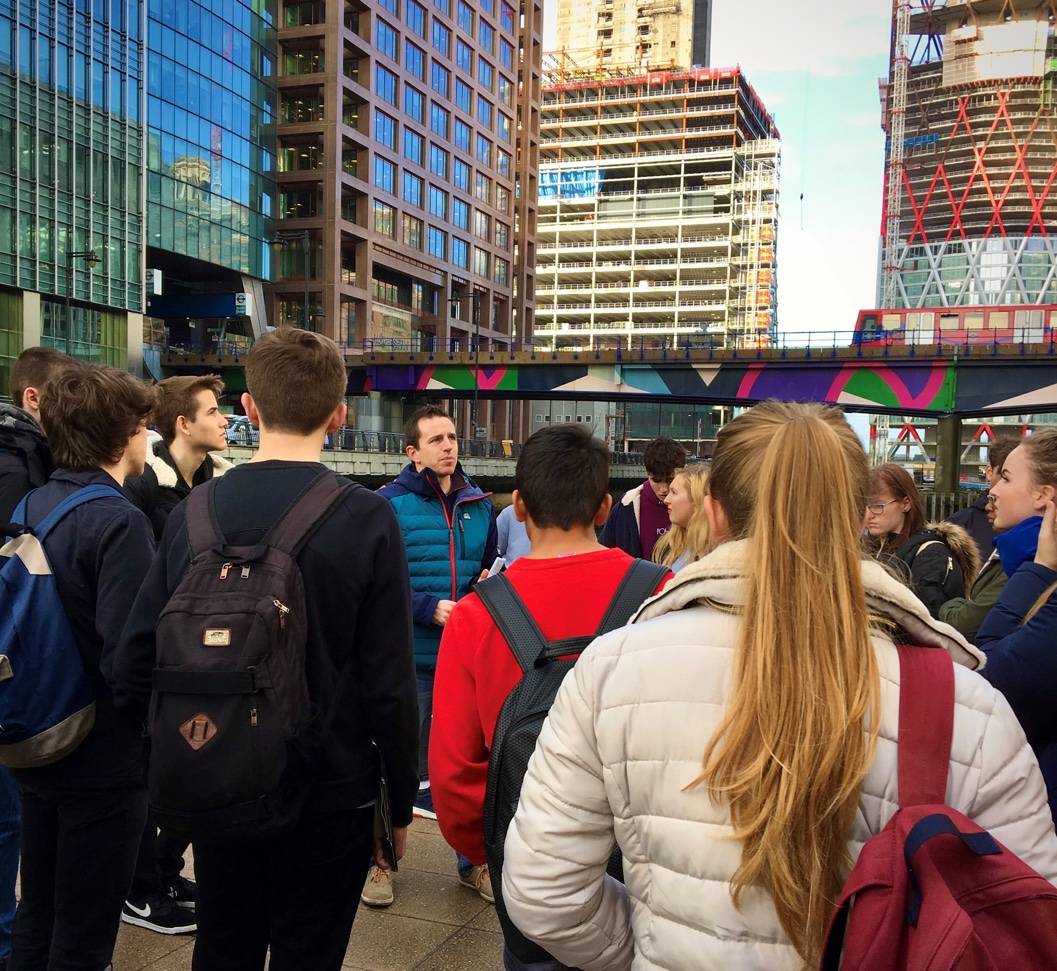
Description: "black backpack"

(147, 471), (357, 847)
(476, 558), (668, 964)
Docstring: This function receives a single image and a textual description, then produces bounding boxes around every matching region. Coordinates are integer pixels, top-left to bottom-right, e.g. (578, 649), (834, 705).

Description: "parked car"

(225, 415), (259, 446)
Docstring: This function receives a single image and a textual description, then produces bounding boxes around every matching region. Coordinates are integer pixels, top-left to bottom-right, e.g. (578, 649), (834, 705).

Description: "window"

(402, 128), (423, 163)
(427, 226), (447, 258)
(498, 75), (513, 107)
(402, 213), (423, 249)
(474, 245), (489, 276)
(474, 209), (490, 239)
(429, 144), (448, 178)
(431, 62), (450, 99)
(493, 256), (508, 285)
(375, 65), (398, 105)
(499, 39), (513, 70)
(374, 109), (397, 148)
(405, 41), (425, 79)
(428, 184), (448, 218)
(433, 0), (450, 14)
(478, 59), (493, 91)
(456, 39), (473, 73)
(430, 103), (449, 138)
(495, 183), (510, 212)
(404, 84), (425, 122)
(454, 118), (471, 152)
(500, 2), (514, 32)
(457, 0), (474, 33)
(477, 98), (493, 129)
(405, 0), (426, 36)
(373, 156), (396, 193)
(480, 0), (493, 14)
(455, 79), (472, 114)
(452, 197), (470, 229)
(494, 221), (508, 249)
(432, 20), (451, 56)
(403, 171), (424, 206)
(453, 158), (470, 190)
(474, 172), (491, 203)
(479, 21), (494, 53)
(373, 200), (396, 237)
(376, 20), (398, 60)
(452, 236), (469, 268)
(476, 134), (492, 166)
(497, 112), (511, 143)
(496, 150), (511, 178)
(379, 0), (398, 14)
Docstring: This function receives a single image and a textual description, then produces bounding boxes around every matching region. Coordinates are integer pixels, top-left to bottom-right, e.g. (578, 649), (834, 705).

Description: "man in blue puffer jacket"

(368, 404), (497, 908)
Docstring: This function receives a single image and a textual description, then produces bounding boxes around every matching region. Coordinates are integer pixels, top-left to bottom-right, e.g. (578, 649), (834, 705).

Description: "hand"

(373, 826), (408, 870)
(1035, 500), (1057, 572)
(432, 600), (455, 626)
(477, 569), (489, 583)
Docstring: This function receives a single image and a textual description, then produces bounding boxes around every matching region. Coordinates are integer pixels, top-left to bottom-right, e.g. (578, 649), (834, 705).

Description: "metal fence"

(923, 492), (979, 521)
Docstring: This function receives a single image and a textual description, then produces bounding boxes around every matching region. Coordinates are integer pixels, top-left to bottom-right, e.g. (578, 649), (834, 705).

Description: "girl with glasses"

(863, 463), (978, 618)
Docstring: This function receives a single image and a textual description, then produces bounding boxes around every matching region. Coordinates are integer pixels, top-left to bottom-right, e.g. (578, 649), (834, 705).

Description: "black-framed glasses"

(866, 498), (903, 516)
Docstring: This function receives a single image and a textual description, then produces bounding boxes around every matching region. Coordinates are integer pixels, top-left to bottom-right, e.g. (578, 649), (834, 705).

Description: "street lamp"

(274, 231), (312, 327)
(65, 249), (100, 357)
(450, 288), (483, 438)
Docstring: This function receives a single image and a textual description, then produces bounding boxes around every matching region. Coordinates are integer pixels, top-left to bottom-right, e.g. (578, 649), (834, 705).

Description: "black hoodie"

(0, 401), (54, 523)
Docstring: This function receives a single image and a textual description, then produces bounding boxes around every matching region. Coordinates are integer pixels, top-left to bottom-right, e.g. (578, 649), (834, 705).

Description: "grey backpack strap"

(185, 479), (222, 560)
(263, 472), (358, 556)
(594, 558), (669, 636)
(475, 574), (549, 673)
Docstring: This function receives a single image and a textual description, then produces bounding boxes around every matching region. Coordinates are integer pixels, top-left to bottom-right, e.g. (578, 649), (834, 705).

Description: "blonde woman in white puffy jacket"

(502, 401), (1057, 971)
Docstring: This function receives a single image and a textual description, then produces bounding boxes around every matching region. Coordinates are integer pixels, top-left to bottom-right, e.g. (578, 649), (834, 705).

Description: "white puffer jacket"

(502, 540), (1057, 971)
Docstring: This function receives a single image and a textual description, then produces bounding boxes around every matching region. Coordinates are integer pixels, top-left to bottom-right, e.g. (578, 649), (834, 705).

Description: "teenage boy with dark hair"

(125, 374), (233, 541)
(369, 403), (497, 908)
(7, 362), (156, 971)
(121, 374), (233, 934)
(947, 437), (1019, 562)
(114, 328), (419, 971)
(0, 347), (71, 522)
(599, 434), (686, 559)
(430, 423), (671, 971)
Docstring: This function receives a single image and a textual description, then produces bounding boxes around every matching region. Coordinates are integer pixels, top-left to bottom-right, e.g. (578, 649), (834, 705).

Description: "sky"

(542, 0), (894, 339)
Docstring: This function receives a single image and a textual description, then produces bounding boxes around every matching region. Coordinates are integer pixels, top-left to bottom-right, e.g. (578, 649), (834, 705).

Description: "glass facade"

(0, 0), (144, 313)
(146, 0), (277, 278)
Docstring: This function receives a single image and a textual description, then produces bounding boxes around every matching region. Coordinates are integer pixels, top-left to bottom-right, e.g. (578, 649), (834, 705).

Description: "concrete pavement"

(112, 817), (504, 970)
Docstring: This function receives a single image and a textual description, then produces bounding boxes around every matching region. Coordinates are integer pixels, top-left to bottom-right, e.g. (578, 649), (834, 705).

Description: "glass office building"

(0, 0), (145, 391)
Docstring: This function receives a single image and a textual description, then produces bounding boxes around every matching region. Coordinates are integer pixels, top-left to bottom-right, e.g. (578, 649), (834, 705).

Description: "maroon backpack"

(819, 645), (1057, 971)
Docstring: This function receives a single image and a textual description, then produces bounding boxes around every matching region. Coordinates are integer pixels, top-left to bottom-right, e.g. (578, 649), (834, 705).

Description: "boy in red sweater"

(430, 424), (671, 971)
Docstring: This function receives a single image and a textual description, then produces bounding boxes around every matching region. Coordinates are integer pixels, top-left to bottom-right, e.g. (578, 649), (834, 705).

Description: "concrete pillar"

(23, 291), (42, 347)
(935, 415), (962, 494)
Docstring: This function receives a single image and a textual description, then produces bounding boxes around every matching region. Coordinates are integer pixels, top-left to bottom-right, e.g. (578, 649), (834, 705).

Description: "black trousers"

(9, 784), (147, 971)
(129, 806), (189, 898)
(191, 805), (375, 971)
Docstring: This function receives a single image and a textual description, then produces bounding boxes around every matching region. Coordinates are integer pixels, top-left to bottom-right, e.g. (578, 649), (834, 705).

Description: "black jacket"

(12, 469), (156, 790)
(894, 528), (968, 618)
(0, 403), (54, 524)
(123, 440), (233, 541)
(947, 493), (994, 563)
(113, 461), (421, 827)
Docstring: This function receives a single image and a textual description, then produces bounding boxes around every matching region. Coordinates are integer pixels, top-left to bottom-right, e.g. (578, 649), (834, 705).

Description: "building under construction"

(535, 61), (780, 349)
(880, 0), (1057, 308)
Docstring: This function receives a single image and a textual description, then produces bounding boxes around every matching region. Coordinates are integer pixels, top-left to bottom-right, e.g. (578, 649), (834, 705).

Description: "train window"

(881, 313), (901, 330)
(965, 312), (983, 330)
(939, 314), (959, 330)
(861, 313), (878, 332)
(989, 311), (1009, 330)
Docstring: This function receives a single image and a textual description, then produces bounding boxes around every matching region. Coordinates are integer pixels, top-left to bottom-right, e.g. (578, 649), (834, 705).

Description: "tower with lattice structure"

(878, 0), (1057, 308)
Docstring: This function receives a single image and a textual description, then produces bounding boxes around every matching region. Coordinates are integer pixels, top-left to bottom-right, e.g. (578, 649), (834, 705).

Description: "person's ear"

(511, 490), (528, 523)
(21, 386), (41, 416)
(326, 403), (347, 433)
(174, 414), (191, 438)
(592, 493), (613, 526)
(704, 494), (730, 544)
(1039, 482), (1057, 506)
(242, 393), (261, 426)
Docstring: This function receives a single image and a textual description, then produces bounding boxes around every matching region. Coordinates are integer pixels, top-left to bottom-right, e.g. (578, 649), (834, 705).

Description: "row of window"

(372, 200), (509, 283)
(382, 0), (516, 40)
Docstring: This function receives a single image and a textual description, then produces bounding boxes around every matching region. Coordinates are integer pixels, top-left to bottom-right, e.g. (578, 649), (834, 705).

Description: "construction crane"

(881, 0), (911, 309)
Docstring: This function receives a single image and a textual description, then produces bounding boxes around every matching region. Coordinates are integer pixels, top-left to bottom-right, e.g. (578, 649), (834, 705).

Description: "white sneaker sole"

(413, 806), (437, 820)
(121, 911), (197, 935)
(360, 892), (395, 908)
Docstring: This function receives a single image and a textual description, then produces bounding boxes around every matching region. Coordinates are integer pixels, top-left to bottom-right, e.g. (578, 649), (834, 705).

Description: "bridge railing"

(164, 329), (1057, 359)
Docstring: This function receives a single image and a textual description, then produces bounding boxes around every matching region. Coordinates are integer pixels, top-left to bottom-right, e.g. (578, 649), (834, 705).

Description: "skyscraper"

(880, 0), (1057, 309)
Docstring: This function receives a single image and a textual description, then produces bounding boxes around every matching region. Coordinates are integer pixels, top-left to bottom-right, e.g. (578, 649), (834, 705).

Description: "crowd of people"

(1, 332), (1056, 971)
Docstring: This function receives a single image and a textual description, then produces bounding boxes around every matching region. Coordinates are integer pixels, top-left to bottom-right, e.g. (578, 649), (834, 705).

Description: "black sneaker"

(168, 874), (197, 911)
(121, 893), (197, 935)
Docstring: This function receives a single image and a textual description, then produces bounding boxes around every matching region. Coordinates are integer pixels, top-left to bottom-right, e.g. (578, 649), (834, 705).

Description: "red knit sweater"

(429, 548), (670, 864)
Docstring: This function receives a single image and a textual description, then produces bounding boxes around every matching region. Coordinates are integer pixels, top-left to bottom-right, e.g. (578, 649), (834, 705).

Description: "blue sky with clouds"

(543, 0), (895, 337)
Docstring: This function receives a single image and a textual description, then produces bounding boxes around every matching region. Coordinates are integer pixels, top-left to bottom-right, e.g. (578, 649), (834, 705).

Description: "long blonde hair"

(690, 401), (881, 967)
(652, 464), (710, 569)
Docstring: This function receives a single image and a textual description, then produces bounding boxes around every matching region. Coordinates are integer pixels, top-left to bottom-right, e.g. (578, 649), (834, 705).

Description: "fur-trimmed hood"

(632, 537), (985, 670)
(921, 520), (983, 588)
(145, 442), (233, 489)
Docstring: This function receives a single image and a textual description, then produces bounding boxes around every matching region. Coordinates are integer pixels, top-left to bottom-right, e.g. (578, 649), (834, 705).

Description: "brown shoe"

(459, 864), (494, 904)
(361, 865), (394, 907)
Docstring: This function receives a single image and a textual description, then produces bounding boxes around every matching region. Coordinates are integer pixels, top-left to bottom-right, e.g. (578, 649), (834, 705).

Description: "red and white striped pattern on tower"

(883, 0), (912, 310)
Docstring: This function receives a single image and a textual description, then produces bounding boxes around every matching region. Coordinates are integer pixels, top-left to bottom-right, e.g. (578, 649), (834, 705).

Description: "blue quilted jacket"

(379, 463), (496, 670)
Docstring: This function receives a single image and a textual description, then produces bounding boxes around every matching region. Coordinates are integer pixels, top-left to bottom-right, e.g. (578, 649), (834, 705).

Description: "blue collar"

(995, 515), (1043, 576)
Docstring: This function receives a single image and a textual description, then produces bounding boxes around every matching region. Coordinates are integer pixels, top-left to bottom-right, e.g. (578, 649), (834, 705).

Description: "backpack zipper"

(220, 562), (232, 579)
(250, 707), (258, 726)
(273, 599), (289, 629)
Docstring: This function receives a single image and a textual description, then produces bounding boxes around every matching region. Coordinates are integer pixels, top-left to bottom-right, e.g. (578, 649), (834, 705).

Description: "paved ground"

(111, 817), (504, 971)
